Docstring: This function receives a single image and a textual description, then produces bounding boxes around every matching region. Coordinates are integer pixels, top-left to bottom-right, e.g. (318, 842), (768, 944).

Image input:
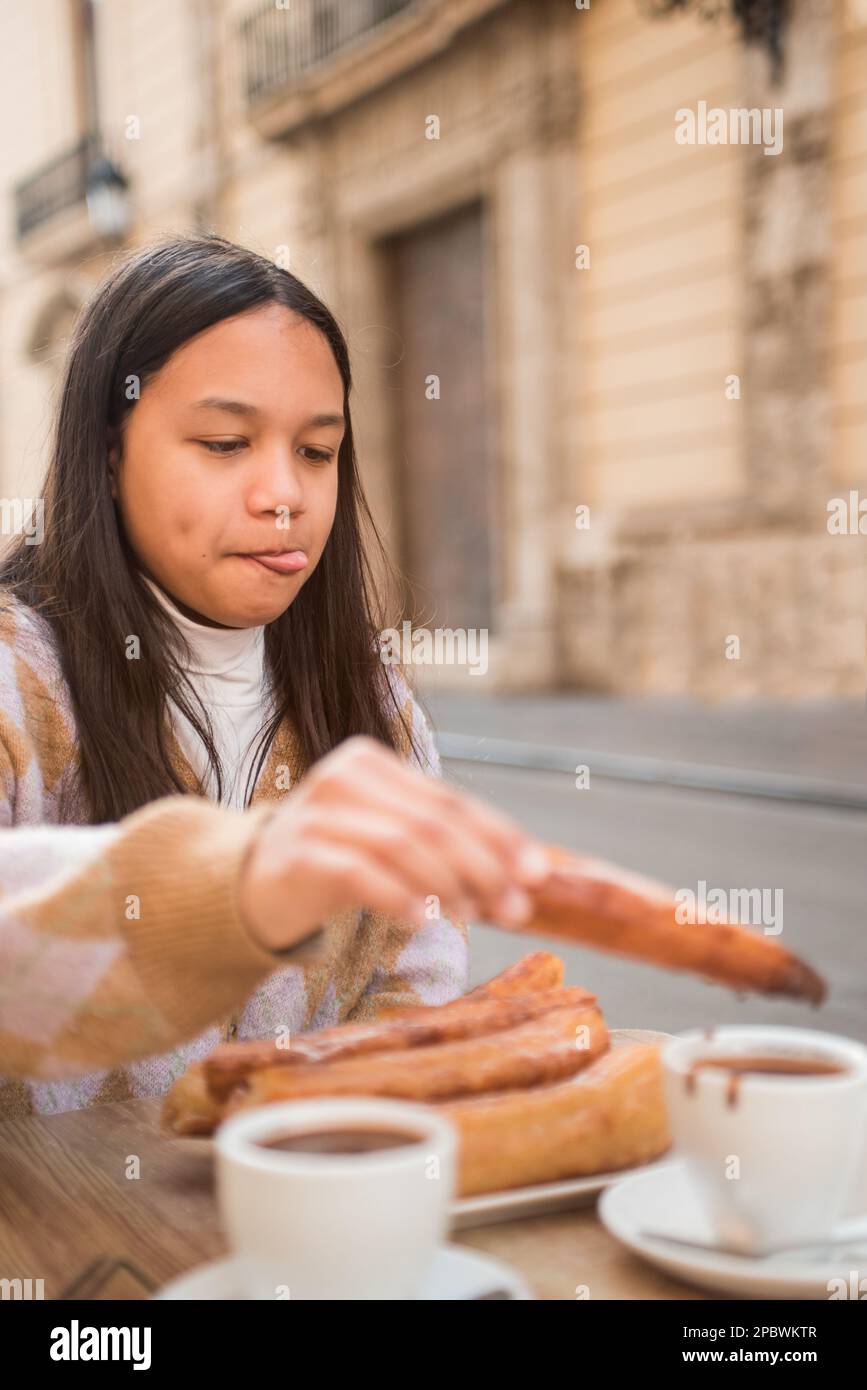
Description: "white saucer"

(598, 1158), (867, 1300)
(154, 1243), (533, 1301)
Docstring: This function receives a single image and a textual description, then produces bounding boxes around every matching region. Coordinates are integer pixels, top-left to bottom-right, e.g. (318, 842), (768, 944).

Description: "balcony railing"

(240, 0), (418, 109)
(13, 130), (119, 242)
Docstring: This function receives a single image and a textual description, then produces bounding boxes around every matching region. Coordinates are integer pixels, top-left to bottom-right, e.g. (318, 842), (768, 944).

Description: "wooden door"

(384, 201), (497, 633)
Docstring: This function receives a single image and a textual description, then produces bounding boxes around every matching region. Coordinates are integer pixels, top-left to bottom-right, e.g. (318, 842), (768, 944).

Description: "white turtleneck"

(142, 575), (275, 810)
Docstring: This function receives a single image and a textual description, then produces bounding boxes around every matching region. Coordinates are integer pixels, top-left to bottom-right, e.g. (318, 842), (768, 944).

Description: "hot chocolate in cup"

(661, 1026), (867, 1255)
(215, 1097), (457, 1300)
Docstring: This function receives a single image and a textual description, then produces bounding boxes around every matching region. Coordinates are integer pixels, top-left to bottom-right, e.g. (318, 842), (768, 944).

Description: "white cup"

(214, 1097), (457, 1299)
(661, 1025), (867, 1254)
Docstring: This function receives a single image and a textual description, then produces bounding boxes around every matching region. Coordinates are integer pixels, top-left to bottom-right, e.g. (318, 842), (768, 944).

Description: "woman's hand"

(238, 735), (551, 954)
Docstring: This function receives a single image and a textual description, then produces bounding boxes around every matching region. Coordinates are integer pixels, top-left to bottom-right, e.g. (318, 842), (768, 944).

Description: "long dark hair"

(0, 233), (418, 823)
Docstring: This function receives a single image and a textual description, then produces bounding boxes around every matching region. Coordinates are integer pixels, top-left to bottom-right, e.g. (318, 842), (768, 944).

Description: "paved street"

(422, 693), (867, 1044)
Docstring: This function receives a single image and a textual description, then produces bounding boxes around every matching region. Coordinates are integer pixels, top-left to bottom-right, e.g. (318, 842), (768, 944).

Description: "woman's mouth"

(237, 551), (309, 575)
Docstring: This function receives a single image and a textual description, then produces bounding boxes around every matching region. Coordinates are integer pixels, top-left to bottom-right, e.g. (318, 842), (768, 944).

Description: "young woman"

(0, 233), (547, 1119)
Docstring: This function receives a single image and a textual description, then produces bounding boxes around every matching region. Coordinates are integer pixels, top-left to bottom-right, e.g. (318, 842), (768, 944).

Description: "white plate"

(598, 1158), (867, 1299)
(450, 1028), (675, 1229)
(183, 1027), (675, 1231)
(153, 1243), (533, 1300)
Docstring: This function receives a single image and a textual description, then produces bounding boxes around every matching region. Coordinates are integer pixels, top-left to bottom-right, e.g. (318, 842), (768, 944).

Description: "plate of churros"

(161, 843), (826, 1227)
(162, 951), (677, 1223)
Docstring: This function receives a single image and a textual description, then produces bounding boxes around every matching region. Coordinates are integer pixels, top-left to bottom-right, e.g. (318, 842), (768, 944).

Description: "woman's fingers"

(366, 740), (548, 883)
(422, 776), (551, 890)
(346, 784), (532, 926)
(306, 740), (549, 922)
(297, 807), (477, 922)
(239, 735), (555, 954)
(421, 773), (547, 875)
(306, 842), (433, 928)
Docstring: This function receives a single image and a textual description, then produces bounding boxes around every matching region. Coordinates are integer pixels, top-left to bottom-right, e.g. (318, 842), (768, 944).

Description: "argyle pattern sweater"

(0, 590), (469, 1119)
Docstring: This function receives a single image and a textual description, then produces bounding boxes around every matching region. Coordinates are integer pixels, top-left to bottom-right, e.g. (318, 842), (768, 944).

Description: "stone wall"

(559, 0), (865, 699)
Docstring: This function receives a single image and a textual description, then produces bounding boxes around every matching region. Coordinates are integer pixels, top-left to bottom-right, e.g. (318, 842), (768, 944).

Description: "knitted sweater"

(0, 590), (469, 1119)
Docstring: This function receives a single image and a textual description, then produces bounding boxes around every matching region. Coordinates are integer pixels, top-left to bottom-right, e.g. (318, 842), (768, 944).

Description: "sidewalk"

(421, 692), (867, 795)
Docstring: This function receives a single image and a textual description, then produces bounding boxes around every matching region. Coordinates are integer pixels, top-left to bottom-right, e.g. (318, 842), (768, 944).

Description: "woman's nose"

(246, 446), (305, 517)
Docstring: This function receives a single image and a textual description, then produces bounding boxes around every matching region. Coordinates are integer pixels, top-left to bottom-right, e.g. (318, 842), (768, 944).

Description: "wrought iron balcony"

(238, 0), (509, 139)
(14, 130), (129, 245)
(241, 0), (418, 109)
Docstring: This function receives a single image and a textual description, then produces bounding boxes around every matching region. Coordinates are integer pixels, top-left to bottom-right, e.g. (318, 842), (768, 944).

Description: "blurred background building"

(0, 0), (864, 698)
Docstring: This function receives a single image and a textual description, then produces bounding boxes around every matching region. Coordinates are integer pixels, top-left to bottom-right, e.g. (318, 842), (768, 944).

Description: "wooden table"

(0, 1098), (710, 1300)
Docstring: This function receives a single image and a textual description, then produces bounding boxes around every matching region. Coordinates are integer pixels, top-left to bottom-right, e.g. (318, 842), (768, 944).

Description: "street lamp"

(85, 154), (130, 241)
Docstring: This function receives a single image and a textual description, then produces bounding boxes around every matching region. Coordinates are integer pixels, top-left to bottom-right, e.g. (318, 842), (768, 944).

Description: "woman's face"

(109, 304), (345, 629)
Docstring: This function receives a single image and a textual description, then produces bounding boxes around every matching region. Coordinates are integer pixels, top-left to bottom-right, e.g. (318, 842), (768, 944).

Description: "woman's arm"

(0, 666), (545, 1079)
(0, 787), (331, 1081)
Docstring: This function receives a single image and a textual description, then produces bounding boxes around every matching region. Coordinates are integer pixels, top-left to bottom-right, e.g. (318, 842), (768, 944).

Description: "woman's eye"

(197, 439), (245, 455)
(197, 441), (333, 461)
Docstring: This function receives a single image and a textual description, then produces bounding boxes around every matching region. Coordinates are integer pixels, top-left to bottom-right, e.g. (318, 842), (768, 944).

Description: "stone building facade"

(565, 0), (865, 699)
(0, 0), (863, 698)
